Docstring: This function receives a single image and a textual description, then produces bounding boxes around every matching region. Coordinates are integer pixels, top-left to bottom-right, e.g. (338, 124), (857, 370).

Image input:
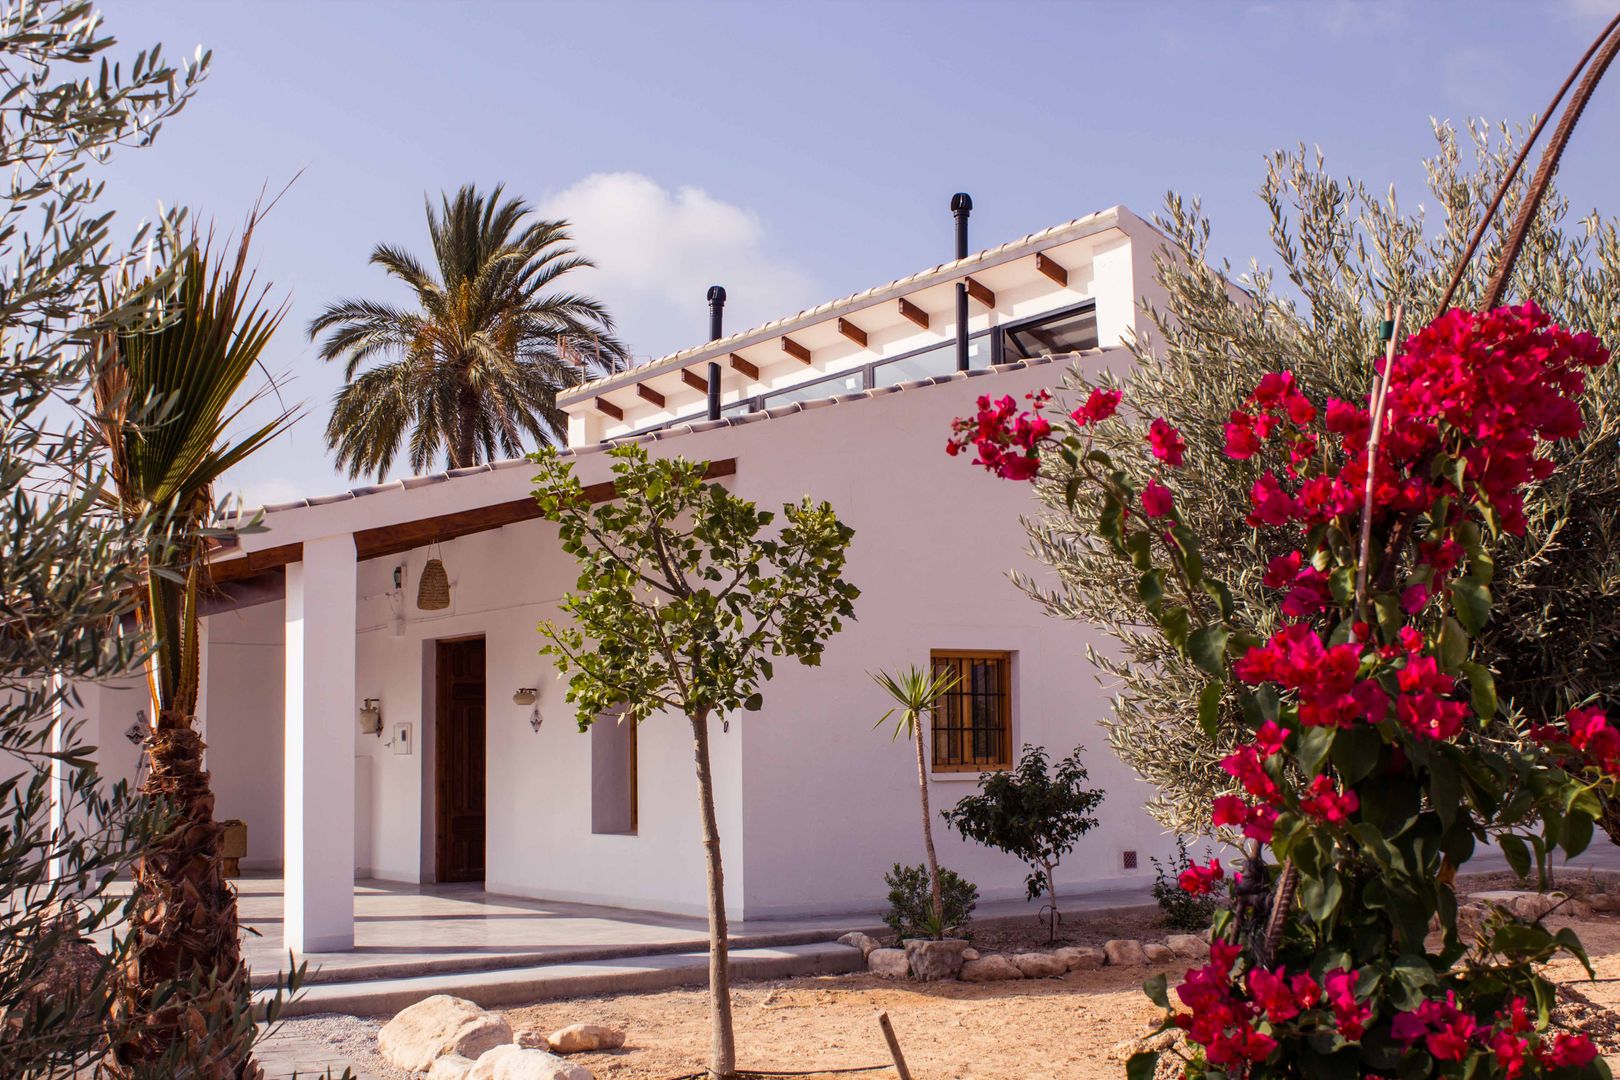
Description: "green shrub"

(882, 863), (978, 939)
(1150, 838), (1220, 933)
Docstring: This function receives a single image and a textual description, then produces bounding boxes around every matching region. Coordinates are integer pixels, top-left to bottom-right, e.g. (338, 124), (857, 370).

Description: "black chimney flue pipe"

(706, 285), (726, 420)
(952, 193), (972, 371)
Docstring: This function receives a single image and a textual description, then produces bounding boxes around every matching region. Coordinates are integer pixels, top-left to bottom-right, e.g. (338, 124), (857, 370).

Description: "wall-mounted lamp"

(359, 698), (383, 736)
(514, 688), (541, 732)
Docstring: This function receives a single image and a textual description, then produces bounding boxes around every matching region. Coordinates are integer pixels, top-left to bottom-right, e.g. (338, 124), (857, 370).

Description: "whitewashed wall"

(203, 602), (285, 870)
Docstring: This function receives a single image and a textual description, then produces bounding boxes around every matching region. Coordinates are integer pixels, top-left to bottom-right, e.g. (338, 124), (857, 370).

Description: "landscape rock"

(468, 1044), (594, 1080)
(428, 1055), (477, 1080)
(868, 947), (911, 978)
(904, 938), (970, 981)
(1587, 892), (1620, 913)
(1055, 946), (1105, 971)
(961, 947), (980, 961)
(1472, 890), (1564, 921)
(514, 1029), (548, 1049)
(960, 954), (1025, 982)
(547, 1024), (626, 1054)
(1164, 935), (1209, 961)
(1143, 944), (1176, 964)
(1104, 939), (1149, 967)
(379, 995), (514, 1073)
(838, 931), (882, 957)
(1010, 951), (1067, 978)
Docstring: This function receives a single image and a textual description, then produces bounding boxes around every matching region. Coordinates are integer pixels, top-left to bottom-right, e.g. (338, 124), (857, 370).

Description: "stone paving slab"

(256, 1028), (380, 1079)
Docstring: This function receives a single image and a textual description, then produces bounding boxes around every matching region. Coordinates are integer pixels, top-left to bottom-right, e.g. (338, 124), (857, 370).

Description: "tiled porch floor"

(235, 874), (892, 985)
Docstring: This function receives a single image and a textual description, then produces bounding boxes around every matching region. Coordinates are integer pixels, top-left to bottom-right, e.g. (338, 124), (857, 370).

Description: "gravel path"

(257, 1014), (404, 1080)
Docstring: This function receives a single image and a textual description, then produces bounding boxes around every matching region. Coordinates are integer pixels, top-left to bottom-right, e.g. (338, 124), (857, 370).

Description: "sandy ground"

(277, 875), (1620, 1080)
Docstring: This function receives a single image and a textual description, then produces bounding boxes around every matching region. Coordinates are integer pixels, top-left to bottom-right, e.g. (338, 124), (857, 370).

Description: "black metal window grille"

(930, 651), (1012, 772)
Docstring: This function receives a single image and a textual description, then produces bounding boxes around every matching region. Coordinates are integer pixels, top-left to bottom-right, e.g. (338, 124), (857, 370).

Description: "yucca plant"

(872, 664), (959, 935)
(94, 223), (293, 1078)
(310, 184), (628, 480)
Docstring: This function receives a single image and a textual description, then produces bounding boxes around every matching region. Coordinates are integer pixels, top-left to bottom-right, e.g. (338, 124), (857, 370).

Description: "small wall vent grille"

(1122, 850), (1138, 870)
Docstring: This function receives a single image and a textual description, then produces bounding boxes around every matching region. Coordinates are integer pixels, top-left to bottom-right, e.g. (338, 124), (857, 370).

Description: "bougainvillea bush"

(948, 302), (1614, 1078)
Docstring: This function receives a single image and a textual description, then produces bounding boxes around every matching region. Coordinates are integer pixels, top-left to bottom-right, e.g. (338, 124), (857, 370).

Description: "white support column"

(284, 533), (358, 953)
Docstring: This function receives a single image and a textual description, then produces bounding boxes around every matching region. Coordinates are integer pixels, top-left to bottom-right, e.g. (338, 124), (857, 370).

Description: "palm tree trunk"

(689, 709), (736, 1080)
(114, 716), (257, 1079)
(453, 384), (480, 468)
(913, 722), (944, 932)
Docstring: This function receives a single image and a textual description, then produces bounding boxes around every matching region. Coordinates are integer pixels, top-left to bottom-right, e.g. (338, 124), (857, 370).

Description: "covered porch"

(227, 874), (875, 988)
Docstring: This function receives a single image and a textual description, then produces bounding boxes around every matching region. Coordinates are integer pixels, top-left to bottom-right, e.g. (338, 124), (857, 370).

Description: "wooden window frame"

(929, 649), (1013, 773)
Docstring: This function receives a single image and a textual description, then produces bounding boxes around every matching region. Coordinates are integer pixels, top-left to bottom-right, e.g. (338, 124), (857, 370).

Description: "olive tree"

(1021, 122), (1620, 835)
(531, 444), (858, 1080)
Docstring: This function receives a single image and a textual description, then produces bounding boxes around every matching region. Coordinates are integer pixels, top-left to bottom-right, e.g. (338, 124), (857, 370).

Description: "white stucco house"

(72, 204), (1186, 954)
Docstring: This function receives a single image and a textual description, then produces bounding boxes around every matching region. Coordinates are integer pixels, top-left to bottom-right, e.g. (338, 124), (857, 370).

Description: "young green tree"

(941, 743), (1103, 943)
(531, 445), (858, 1080)
(1019, 123), (1620, 837)
(871, 665), (958, 935)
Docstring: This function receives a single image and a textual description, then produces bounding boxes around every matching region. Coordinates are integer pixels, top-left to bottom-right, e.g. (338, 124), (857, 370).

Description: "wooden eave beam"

(209, 459), (741, 580)
(681, 368), (708, 392)
(210, 542), (304, 585)
(1035, 251), (1068, 287)
(781, 336), (812, 364)
(636, 383), (666, 408)
(836, 318), (868, 348)
(351, 458), (737, 562)
(728, 353), (759, 380)
(897, 298), (930, 330)
(595, 396), (625, 421)
(964, 276), (996, 308)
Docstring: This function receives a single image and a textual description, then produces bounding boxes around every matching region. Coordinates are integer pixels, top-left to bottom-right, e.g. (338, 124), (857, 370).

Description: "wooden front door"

(435, 637), (486, 882)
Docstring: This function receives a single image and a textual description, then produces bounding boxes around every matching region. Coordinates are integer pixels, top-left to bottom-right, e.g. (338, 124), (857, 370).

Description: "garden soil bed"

(495, 907), (1620, 1080)
(278, 877), (1620, 1080)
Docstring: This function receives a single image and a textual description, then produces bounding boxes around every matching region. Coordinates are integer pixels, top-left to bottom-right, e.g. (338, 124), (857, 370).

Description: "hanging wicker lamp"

(417, 549), (450, 610)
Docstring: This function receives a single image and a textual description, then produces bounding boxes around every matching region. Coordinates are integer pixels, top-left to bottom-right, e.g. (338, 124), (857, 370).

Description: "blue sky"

(102, 0), (1619, 506)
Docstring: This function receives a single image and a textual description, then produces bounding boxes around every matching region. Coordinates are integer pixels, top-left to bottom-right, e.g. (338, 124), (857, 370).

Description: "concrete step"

(248, 926), (864, 989)
(258, 941), (864, 1018)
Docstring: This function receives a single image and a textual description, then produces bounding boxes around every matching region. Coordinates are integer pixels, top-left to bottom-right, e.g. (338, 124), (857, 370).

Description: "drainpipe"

(952, 193), (972, 371)
(706, 285), (726, 420)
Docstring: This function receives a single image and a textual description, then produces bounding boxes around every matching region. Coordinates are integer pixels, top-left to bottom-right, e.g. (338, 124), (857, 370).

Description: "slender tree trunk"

(113, 716), (257, 1079)
(913, 723), (944, 933)
(1043, 860), (1059, 944)
(689, 709), (736, 1080)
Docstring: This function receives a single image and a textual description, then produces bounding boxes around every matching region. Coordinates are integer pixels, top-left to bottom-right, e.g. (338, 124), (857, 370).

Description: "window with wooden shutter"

(929, 650), (1012, 772)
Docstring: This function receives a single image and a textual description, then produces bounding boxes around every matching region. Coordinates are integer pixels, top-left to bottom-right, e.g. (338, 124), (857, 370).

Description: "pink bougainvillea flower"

(1178, 858), (1224, 896)
(1141, 478), (1175, 518)
(1071, 386), (1122, 426)
(1147, 417), (1187, 466)
(1300, 774), (1359, 825)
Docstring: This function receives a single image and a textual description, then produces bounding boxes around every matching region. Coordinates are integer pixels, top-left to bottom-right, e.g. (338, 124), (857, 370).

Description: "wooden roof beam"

(781, 336), (812, 364)
(836, 318), (868, 348)
(1035, 251), (1068, 287)
(594, 397), (624, 421)
(636, 384), (666, 408)
(681, 368), (708, 392)
(898, 297), (930, 330)
(964, 276), (996, 308)
(211, 459), (742, 581)
(728, 353), (759, 380)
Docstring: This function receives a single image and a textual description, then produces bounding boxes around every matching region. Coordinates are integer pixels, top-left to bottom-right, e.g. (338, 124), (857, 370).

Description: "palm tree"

(95, 227), (293, 1078)
(872, 664), (959, 933)
(309, 184), (628, 480)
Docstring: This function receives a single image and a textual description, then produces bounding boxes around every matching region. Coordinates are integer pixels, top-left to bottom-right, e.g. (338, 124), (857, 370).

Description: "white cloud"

(538, 172), (819, 363)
